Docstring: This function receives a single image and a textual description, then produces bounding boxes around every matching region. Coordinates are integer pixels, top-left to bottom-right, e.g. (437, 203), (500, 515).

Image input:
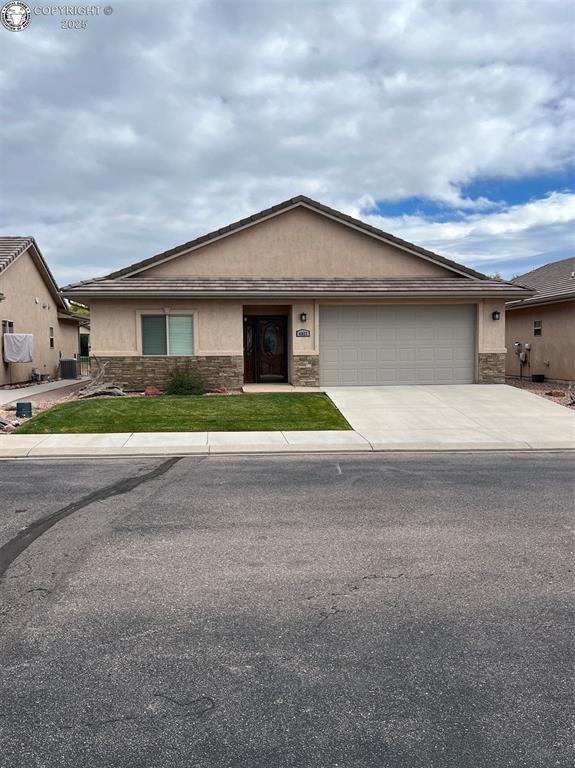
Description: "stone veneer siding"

(92, 355), (244, 391)
(291, 355), (320, 387)
(477, 352), (506, 384)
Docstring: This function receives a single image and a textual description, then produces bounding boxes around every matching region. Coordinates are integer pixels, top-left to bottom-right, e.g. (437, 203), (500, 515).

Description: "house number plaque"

(296, 329), (311, 337)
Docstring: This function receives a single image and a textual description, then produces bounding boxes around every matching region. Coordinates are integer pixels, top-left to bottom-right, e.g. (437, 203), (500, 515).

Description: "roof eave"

(506, 292), (575, 310)
(62, 289), (531, 300)
(21, 240), (68, 310)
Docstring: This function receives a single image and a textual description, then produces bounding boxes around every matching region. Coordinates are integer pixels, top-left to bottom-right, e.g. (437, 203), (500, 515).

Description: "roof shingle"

(508, 257), (575, 308)
(62, 276), (531, 298)
(0, 237), (34, 274)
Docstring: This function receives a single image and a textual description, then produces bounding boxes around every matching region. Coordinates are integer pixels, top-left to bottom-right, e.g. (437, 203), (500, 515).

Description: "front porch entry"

(243, 314), (288, 384)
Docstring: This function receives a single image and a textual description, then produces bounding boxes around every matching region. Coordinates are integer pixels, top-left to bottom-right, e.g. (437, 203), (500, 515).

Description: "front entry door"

(243, 316), (288, 383)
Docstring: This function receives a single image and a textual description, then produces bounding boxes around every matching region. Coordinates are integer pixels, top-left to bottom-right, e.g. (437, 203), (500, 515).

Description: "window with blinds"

(142, 315), (193, 355)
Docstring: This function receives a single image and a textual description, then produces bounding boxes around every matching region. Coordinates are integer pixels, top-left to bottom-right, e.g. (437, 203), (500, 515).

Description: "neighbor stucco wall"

(0, 249), (78, 385)
(58, 321), (80, 360)
(142, 207), (457, 279)
(505, 300), (575, 381)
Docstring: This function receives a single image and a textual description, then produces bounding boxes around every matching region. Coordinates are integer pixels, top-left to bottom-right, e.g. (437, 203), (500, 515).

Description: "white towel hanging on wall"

(3, 333), (34, 363)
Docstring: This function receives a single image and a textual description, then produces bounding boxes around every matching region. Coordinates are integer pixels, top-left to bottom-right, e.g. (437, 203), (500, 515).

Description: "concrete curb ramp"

(0, 429), (573, 458)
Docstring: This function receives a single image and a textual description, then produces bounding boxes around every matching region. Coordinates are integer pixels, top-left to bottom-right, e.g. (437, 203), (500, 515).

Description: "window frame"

(49, 326), (55, 348)
(140, 312), (195, 357)
(1, 320), (14, 334)
(533, 320), (542, 337)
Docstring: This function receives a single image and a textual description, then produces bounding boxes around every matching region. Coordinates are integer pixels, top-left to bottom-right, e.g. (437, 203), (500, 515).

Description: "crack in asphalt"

(154, 692), (216, 713)
(0, 457), (182, 581)
(57, 693), (216, 730)
(309, 572), (408, 630)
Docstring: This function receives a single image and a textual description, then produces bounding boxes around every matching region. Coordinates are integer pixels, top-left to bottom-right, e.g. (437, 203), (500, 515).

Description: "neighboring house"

(0, 237), (83, 386)
(62, 196), (531, 390)
(505, 257), (575, 382)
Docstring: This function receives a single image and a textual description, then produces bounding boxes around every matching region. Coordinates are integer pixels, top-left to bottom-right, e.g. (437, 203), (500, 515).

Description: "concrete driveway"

(325, 384), (575, 450)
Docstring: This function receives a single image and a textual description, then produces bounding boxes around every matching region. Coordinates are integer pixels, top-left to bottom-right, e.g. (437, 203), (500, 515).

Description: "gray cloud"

(0, 0), (573, 283)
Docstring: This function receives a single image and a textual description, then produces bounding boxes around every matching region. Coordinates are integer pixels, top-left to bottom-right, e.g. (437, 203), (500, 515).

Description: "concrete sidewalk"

(0, 378), (89, 407)
(0, 426), (573, 457)
(0, 430), (370, 457)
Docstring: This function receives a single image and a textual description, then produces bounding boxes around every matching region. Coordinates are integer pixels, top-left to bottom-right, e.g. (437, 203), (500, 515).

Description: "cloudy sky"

(1, 0), (574, 285)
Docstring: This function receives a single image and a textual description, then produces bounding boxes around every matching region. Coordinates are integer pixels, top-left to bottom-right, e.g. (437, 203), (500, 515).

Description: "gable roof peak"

(0, 235), (67, 309)
(63, 195), (490, 288)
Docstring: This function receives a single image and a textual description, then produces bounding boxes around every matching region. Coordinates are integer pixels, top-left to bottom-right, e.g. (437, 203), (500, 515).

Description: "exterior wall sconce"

(299, 312), (307, 322)
(491, 311), (501, 321)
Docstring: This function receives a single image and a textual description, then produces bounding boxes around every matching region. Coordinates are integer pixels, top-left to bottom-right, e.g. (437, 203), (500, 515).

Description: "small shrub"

(165, 364), (204, 396)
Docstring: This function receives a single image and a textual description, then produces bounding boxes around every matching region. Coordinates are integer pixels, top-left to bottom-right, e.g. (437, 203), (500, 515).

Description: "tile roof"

(508, 257), (575, 308)
(0, 236), (34, 274)
(62, 195), (489, 290)
(62, 276), (531, 298)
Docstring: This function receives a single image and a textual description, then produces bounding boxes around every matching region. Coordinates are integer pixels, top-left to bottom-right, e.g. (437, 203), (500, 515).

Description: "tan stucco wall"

(89, 299), (244, 357)
(505, 300), (575, 381)
(0, 249), (79, 385)
(88, 297), (504, 373)
(477, 300), (506, 354)
(142, 207), (457, 279)
(58, 321), (80, 360)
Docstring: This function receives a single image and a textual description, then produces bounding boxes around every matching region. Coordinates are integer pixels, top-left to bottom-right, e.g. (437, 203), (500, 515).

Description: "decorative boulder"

(144, 385), (162, 396)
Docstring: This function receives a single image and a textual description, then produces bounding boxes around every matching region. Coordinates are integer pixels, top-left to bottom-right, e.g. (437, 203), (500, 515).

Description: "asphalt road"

(0, 452), (573, 768)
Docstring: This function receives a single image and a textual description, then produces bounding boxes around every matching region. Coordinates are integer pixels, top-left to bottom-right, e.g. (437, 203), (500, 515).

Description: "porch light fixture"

(491, 311), (501, 321)
(299, 312), (307, 322)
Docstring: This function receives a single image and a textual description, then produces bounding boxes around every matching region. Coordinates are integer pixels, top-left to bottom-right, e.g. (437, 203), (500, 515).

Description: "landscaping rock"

(79, 387), (127, 399)
(144, 385), (162, 396)
(206, 387), (228, 394)
(3, 424), (16, 433)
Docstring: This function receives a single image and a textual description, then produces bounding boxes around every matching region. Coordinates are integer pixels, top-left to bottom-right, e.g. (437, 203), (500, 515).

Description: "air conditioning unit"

(59, 358), (79, 379)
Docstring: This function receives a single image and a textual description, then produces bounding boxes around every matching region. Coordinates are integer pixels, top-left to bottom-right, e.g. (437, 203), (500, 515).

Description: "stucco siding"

(505, 300), (575, 381)
(87, 297), (505, 386)
(89, 299), (244, 357)
(142, 207), (456, 279)
(0, 249), (78, 385)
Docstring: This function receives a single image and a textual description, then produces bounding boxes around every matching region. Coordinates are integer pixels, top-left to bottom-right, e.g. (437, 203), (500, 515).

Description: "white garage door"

(320, 305), (476, 386)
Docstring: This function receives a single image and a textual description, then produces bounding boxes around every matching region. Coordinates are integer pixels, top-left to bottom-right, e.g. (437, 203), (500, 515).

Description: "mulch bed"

(505, 378), (574, 409)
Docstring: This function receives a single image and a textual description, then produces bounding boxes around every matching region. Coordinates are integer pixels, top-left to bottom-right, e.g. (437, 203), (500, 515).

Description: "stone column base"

(478, 352), (506, 384)
(291, 355), (320, 387)
(91, 355), (244, 391)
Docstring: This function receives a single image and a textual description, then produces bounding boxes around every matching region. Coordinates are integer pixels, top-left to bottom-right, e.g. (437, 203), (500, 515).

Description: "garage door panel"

(378, 348), (398, 362)
(436, 348), (454, 362)
(359, 348), (378, 363)
(358, 327), (378, 343)
(341, 348), (358, 363)
(320, 305), (475, 386)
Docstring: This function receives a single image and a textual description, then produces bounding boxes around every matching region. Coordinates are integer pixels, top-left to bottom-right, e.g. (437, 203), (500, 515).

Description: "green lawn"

(16, 393), (351, 434)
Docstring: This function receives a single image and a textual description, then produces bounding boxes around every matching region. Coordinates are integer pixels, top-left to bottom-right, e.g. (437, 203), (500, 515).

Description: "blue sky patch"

(371, 198), (466, 220)
(461, 170), (574, 207)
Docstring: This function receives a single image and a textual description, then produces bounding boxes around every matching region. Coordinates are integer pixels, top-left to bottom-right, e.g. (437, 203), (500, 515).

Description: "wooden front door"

(243, 316), (288, 383)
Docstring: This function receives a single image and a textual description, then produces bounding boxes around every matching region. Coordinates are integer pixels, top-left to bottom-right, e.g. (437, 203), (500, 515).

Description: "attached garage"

(319, 304), (476, 386)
